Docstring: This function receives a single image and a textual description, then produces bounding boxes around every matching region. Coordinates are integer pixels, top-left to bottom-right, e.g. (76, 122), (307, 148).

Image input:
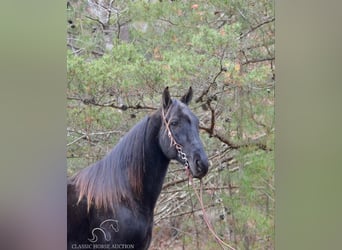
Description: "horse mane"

(69, 115), (154, 214)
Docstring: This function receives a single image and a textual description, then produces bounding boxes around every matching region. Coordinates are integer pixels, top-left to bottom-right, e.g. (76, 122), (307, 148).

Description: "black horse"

(67, 87), (209, 250)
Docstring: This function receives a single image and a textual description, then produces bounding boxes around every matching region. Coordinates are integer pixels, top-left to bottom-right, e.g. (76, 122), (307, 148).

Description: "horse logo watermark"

(88, 219), (119, 243)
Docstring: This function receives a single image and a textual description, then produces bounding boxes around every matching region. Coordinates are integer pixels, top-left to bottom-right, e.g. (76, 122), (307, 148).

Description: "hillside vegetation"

(67, 1), (274, 249)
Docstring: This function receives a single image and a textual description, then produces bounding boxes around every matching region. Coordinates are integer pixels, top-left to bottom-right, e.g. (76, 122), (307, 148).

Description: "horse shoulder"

(88, 206), (153, 248)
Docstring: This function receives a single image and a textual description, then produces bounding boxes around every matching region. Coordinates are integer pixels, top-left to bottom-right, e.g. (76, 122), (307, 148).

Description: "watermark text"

(71, 243), (134, 249)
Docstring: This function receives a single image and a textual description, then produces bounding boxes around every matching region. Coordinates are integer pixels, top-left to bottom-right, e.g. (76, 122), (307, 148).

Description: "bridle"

(161, 106), (236, 250)
(161, 108), (191, 178)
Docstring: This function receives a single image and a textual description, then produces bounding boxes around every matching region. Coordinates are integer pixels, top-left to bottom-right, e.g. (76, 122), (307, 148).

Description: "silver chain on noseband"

(173, 138), (189, 169)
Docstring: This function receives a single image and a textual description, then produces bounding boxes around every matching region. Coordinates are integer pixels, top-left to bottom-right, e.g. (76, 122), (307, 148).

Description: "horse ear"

(180, 86), (193, 105)
(162, 86), (172, 110)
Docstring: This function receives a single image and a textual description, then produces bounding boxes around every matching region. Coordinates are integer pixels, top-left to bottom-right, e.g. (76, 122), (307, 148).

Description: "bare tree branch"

(242, 56), (275, 65)
(200, 126), (271, 151)
(67, 128), (121, 147)
(239, 16), (275, 40)
(195, 49), (226, 103)
(67, 96), (157, 110)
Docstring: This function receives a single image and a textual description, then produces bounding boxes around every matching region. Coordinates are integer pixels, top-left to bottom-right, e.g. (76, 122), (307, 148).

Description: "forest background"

(67, 0), (274, 249)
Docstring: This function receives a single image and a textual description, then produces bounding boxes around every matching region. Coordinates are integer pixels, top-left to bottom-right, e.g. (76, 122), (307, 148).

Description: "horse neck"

(141, 113), (170, 212)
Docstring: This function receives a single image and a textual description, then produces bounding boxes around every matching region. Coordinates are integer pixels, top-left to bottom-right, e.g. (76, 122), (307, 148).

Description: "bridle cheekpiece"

(161, 108), (190, 173)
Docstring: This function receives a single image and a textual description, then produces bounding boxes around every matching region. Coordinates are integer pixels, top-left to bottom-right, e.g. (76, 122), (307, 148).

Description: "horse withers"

(67, 87), (209, 250)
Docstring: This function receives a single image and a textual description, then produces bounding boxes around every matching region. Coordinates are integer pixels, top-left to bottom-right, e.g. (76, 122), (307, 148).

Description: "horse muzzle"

(188, 153), (209, 179)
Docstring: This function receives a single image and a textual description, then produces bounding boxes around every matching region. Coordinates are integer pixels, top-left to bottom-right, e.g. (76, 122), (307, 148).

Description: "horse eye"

(170, 121), (178, 127)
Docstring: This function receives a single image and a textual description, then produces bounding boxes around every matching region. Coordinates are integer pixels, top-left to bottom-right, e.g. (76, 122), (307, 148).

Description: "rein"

(161, 108), (235, 250)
